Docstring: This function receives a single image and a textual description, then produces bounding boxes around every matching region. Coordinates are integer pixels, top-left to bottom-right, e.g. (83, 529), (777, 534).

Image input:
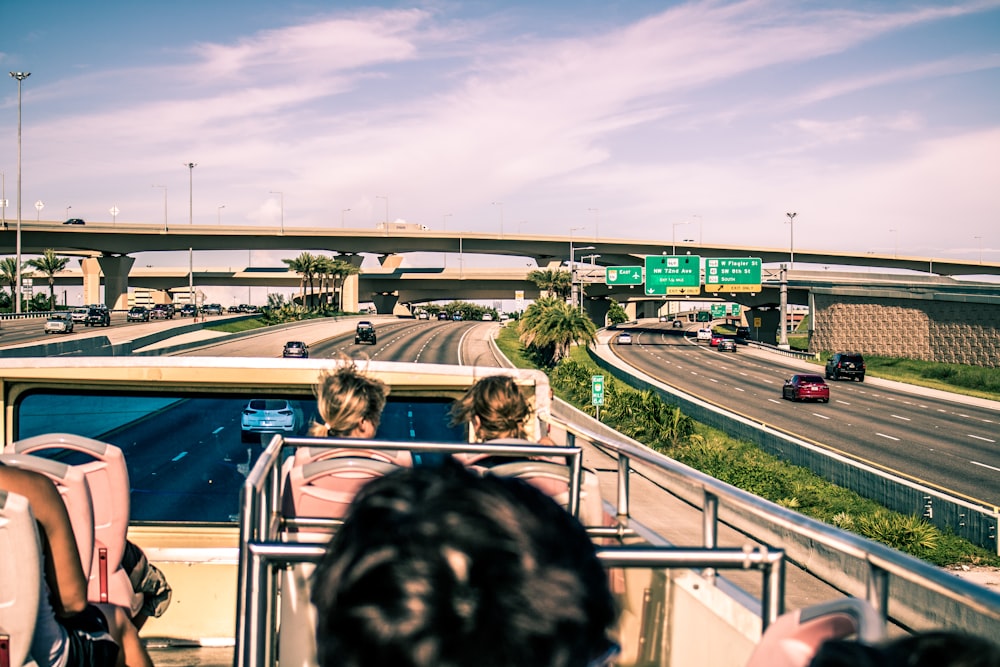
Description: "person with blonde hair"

(309, 362), (388, 439)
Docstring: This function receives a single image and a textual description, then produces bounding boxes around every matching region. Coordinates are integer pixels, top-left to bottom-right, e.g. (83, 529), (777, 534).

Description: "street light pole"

(786, 212), (797, 269)
(270, 190), (283, 233)
(341, 208), (350, 228)
(10, 71), (30, 314)
(492, 201), (504, 238)
(889, 228), (897, 259)
(185, 163), (197, 224)
(217, 204), (225, 224)
(376, 195), (388, 231)
(152, 185), (168, 231)
(671, 221), (690, 254)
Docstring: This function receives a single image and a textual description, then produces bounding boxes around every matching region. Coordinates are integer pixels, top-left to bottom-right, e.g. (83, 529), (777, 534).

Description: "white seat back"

(285, 457), (400, 521)
(9, 434), (141, 616)
(0, 454), (94, 580)
(0, 489), (42, 667)
(486, 460), (606, 528)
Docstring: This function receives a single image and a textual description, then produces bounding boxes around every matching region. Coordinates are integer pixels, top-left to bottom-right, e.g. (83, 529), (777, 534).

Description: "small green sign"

(591, 375), (605, 406)
(731, 304), (741, 316)
(605, 266), (643, 286)
(710, 304), (726, 318)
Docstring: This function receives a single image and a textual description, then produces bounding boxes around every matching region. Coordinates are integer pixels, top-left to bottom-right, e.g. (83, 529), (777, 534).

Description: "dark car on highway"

(825, 353), (866, 382)
(437, 312), (450, 320)
(180, 304), (198, 317)
(355, 321), (377, 345)
(63, 218), (86, 225)
(84, 307), (110, 327)
(203, 303), (223, 315)
(150, 304), (174, 319)
(282, 341), (309, 358)
(127, 306), (149, 322)
(782, 374), (830, 403)
(717, 338), (737, 352)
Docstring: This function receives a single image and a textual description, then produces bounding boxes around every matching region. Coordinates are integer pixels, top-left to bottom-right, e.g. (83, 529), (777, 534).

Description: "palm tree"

(328, 257), (361, 312)
(527, 268), (572, 300)
(282, 252), (320, 309)
(1, 257), (29, 310)
(519, 297), (596, 365)
(27, 249), (69, 310)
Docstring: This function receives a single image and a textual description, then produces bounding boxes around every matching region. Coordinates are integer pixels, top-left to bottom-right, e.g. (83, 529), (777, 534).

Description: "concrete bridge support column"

(372, 292), (399, 315)
(583, 298), (611, 328)
(95, 255), (136, 310)
(747, 308), (782, 345)
(79, 258), (102, 306)
(340, 255), (364, 313)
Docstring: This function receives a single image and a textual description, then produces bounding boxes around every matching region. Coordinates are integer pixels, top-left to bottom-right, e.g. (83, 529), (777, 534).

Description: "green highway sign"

(644, 255), (701, 296)
(605, 266), (643, 286)
(704, 257), (762, 293)
(731, 304), (741, 316)
(591, 375), (605, 406)
(710, 304), (726, 318)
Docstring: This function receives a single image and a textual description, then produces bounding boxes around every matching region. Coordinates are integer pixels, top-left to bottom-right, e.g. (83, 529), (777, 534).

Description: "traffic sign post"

(591, 375), (604, 420)
(644, 255), (701, 296)
(605, 266), (643, 286)
(704, 258), (762, 293)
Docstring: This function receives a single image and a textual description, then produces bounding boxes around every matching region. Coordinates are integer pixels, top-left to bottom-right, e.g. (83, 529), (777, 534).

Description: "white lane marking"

(739, 372), (748, 376)
(812, 413), (830, 420)
(768, 398), (782, 404)
(172, 451), (188, 461)
(958, 413), (972, 419)
(968, 434), (996, 443)
(734, 387), (745, 392)
(890, 414), (911, 421)
(762, 379), (774, 384)
(212, 427), (225, 435)
(835, 400), (851, 406)
(971, 461), (1000, 472)
(876, 433), (900, 441)
(709, 378), (719, 383)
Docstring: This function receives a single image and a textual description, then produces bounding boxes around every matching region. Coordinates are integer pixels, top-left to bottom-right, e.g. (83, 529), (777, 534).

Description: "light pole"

(492, 201), (504, 238)
(217, 204), (225, 224)
(184, 163), (197, 224)
(376, 195), (388, 231)
(10, 71), (30, 314)
(65, 205), (72, 220)
(889, 228), (897, 259)
(152, 185), (168, 231)
(671, 221), (690, 254)
(341, 208), (351, 227)
(786, 212), (797, 269)
(184, 162), (197, 311)
(588, 208), (599, 239)
(270, 190), (283, 233)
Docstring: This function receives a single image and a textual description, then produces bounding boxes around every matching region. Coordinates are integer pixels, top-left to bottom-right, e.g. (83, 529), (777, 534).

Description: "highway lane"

(612, 325), (1000, 507)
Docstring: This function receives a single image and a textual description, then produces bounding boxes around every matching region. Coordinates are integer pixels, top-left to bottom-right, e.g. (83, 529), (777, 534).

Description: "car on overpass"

(62, 218), (85, 225)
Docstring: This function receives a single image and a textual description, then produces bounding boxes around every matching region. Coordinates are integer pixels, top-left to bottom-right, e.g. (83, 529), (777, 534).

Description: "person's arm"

(2, 467), (89, 616)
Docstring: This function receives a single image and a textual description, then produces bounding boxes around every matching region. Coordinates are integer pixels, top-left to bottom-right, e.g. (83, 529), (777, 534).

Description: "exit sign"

(605, 266), (643, 285)
(644, 255), (701, 296)
(704, 258), (762, 293)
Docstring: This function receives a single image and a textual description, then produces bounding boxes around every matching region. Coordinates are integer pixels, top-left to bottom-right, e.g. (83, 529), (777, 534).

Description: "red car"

(710, 334), (723, 347)
(782, 374), (830, 403)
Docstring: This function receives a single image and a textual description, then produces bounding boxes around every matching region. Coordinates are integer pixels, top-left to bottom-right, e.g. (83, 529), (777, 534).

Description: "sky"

(2, 0), (999, 304)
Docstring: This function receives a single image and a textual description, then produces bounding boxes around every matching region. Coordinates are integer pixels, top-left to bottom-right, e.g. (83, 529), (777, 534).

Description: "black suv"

(84, 307), (110, 327)
(825, 353), (866, 382)
(180, 304), (197, 317)
(355, 321), (377, 345)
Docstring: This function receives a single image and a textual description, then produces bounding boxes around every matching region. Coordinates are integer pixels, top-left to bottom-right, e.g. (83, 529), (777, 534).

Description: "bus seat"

(292, 445), (412, 468)
(744, 597), (885, 667)
(284, 457), (400, 521)
(486, 460), (605, 528)
(0, 489), (42, 667)
(9, 434), (141, 616)
(0, 454), (95, 580)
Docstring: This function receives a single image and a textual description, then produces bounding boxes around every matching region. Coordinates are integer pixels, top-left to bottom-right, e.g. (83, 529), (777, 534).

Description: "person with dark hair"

(809, 630), (1000, 667)
(310, 460), (618, 667)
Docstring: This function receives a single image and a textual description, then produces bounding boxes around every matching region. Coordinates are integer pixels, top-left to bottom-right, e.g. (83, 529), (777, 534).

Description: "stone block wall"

(811, 294), (1000, 368)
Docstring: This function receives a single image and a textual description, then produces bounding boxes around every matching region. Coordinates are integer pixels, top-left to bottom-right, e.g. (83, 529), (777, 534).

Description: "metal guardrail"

(234, 434), (788, 667)
(541, 396), (1000, 637)
(745, 340), (819, 361)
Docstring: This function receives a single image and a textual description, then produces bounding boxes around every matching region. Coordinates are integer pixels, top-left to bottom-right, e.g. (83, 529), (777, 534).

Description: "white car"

(417, 311), (429, 320)
(44, 315), (74, 334)
(482, 313), (493, 321)
(70, 307), (89, 323)
(696, 328), (713, 342)
(240, 399), (304, 442)
(617, 332), (632, 345)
